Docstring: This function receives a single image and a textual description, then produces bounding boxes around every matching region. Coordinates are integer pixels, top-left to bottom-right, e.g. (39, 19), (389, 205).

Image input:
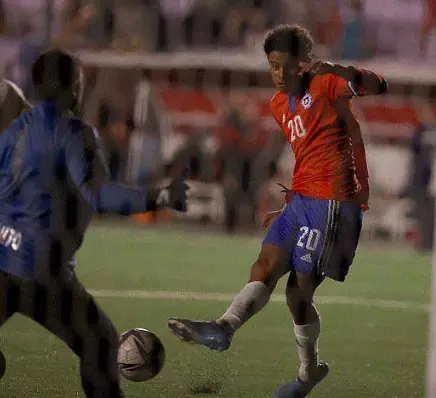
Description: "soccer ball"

(117, 328), (165, 382)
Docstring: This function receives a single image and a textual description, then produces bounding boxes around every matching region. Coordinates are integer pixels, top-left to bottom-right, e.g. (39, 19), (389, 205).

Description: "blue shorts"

(0, 215), (78, 281)
(263, 193), (362, 282)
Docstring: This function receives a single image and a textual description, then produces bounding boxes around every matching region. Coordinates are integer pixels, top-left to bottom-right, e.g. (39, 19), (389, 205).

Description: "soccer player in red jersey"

(168, 25), (387, 397)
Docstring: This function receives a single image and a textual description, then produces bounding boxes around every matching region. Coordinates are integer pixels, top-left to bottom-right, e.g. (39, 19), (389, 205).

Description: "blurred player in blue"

(0, 49), (188, 397)
(168, 25), (387, 397)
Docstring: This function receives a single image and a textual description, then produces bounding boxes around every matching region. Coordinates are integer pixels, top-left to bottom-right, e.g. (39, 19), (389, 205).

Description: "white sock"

(217, 281), (271, 332)
(293, 311), (321, 382)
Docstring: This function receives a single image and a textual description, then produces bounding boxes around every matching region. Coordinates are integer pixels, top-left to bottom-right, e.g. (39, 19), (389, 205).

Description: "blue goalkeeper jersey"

(0, 102), (148, 280)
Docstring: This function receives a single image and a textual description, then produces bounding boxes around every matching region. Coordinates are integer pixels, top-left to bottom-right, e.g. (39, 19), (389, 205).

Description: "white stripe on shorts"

(317, 200), (340, 276)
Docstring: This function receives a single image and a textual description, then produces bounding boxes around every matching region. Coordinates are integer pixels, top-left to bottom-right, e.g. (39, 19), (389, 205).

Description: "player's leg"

(283, 196), (335, 381)
(273, 271), (328, 398)
(0, 270), (20, 328)
(168, 243), (290, 350)
(168, 201), (298, 350)
(0, 270), (22, 380)
(275, 199), (363, 398)
(68, 277), (123, 398)
(19, 269), (124, 398)
(217, 243), (289, 329)
(287, 270), (322, 376)
(274, 198), (333, 398)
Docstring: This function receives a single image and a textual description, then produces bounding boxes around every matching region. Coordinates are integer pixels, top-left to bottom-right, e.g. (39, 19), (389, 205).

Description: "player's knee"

(85, 313), (119, 373)
(287, 296), (316, 325)
(250, 257), (272, 283)
(102, 322), (120, 354)
(288, 271), (319, 296)
(285, 276), (318, 324)
(288, 296), (311, 320)
(86, 300), (119, 343)
(249, 244), (288, 287)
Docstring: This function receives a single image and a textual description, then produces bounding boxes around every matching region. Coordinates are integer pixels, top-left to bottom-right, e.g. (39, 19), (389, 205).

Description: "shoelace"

(276, 182), (290, 195)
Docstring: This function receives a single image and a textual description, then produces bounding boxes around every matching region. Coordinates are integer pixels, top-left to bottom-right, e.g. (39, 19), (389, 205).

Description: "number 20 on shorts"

(297, 227), (321, 251)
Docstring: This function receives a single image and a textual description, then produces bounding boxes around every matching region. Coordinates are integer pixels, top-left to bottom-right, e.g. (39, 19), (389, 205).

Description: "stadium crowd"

(0, 0), (435, 58)
(0, 0), (434, 240)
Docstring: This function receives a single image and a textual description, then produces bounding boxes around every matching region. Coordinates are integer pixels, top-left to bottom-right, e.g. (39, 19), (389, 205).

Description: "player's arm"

(334, 99), (370, 209)
(348, 120), (369, 208)
(64, 121), (188, 214)
(328, 63), (387, 96)
(308, 61), (388, 98)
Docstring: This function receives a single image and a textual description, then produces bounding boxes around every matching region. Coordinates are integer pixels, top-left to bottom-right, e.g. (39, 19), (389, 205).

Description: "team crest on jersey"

(301, 92), (313, 109)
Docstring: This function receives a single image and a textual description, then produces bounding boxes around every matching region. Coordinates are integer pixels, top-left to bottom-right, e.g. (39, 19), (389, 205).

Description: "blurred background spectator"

(0, 0), (435, 240)
(216, 94), (267, 233)
(0, 0), (431, 59)
(421, 0), (436, 58)
(399, 123), (435, 251)
(53, 0), (97, 50)
(157, 0), (197, 51)
(340, 0), (365, 59)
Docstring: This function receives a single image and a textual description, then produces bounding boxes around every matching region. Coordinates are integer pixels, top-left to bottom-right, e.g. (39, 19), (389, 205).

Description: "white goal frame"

(426, 196), (436, 397)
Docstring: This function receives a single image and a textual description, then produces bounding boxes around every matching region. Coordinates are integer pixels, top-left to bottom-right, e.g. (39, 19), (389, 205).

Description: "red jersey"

(270, 73), (369, 207)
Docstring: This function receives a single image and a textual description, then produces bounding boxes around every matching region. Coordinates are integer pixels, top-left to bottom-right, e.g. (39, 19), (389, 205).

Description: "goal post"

(426, 172), (436, 398)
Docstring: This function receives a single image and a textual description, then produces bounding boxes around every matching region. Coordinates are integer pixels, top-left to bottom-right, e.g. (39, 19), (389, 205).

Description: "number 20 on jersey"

(283, 115), (307, 143)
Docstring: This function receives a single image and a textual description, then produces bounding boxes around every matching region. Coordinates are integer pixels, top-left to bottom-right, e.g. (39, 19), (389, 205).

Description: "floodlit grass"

(0, 224), (431, 397)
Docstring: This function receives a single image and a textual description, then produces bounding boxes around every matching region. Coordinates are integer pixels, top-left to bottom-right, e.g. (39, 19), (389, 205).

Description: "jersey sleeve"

(322, 67), (387, 101)
(64, 119), (149, 215)
(322, 74), (365, 102)
(269, 93), (283, 128)
(64, 120), (110, 200)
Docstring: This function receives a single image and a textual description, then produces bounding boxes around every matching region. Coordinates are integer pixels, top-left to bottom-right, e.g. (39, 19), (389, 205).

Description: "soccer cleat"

(273, 360), (329, 398)
(167, 318), (232, 352)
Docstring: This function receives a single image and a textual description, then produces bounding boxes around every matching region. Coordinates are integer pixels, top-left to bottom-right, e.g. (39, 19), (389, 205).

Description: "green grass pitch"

(0, 223), (431, 397)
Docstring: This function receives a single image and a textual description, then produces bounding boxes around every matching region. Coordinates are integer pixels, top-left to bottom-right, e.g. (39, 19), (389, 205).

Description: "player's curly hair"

(263, 24), (313, 59)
